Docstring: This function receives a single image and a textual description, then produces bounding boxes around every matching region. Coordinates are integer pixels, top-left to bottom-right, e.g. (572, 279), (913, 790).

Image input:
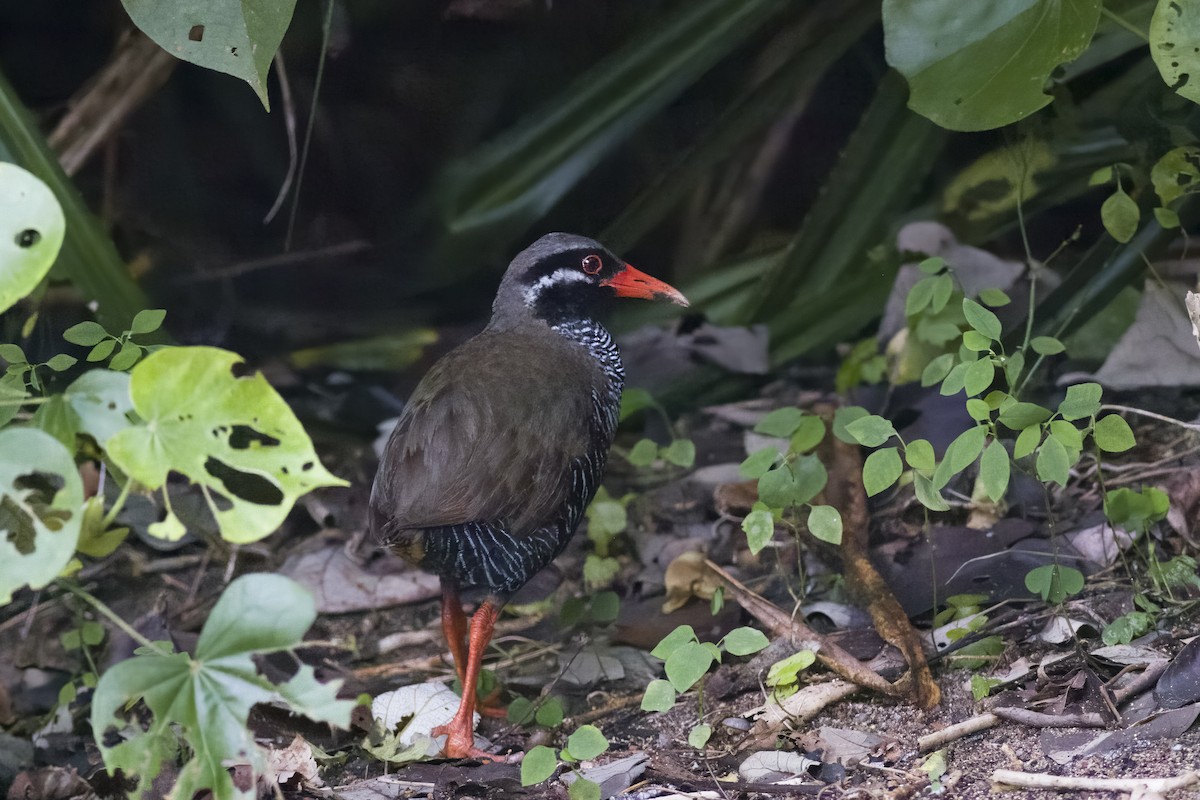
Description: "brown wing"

(370, 329), (599, 542)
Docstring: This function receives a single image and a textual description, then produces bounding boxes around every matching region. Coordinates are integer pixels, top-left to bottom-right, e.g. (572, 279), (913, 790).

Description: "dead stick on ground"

(703, 559), (902, 698)
(918, 713), (1000, 752)
(992, 768), (1200, 794)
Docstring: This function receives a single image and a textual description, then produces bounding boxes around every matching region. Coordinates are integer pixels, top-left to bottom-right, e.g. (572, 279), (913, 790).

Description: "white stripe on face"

(524, 268), (589, 307)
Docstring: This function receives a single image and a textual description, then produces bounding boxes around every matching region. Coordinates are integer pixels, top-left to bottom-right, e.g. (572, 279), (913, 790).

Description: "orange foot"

(477, 686), (508, 719)
(431, 722), (521, 762)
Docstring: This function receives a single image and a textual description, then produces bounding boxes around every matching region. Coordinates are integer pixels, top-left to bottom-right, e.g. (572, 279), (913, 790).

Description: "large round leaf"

(1151, 0), (1200, 105)
(0, 163), (65, 315)
(883, 0), (1102, 131)
(0, 428), (83, 604)
(107, 347), (347, 543)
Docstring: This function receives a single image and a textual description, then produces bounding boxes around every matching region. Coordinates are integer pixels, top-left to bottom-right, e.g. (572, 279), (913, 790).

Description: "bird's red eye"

(581, 254), (602, 275)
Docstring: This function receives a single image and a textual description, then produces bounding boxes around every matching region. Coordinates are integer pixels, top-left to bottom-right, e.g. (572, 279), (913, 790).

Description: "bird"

(370, 233), (688, 759)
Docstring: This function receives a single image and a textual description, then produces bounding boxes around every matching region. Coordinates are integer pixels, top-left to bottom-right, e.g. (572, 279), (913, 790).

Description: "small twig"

(993, 768), (1199, 794)
(918, 713), (999, 752)
(990, 706), (1107, 728)
(1100, 404), (1200, 432)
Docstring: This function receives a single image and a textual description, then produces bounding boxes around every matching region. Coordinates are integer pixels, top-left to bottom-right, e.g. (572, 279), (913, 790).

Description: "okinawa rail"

(370, 233), (688, 759)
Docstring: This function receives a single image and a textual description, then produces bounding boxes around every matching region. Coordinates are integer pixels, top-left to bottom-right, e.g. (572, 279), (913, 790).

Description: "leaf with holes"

(0, 164), (66, 316)
(1150, 147), (1200, 207)
(63, 370), (134, 446)
(91, 573), (354, 800)
(0, 429), (83, 604)
(106, 347), (347, 544)
(121, 0), (297, 110)
(1151, 0), (1200, 105)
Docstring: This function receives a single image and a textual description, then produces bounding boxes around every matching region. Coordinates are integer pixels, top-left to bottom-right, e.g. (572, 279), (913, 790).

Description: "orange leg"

(432, 599), (513, 760)
(441, 588), (507, 718)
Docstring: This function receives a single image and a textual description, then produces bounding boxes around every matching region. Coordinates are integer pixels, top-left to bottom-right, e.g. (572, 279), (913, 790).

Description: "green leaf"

(129, 309), (166, 335)
(807, 505), (842, 545)
(590, 591), (620, 624)
(921, 353), (956, 387)
(965, 399), (991, 421)
(933, 425), (984, 490)
(906, 275), (936, 315)
(1014, 425), (1041, 459)
(91, 574), (354, 800)
(758, 465), (797, 508)
(1150, 146), (1200, 207)
(108, 341), (142, 372)
(507, 697), (535, 725)
(1101, 188), (1139, 243)
(788, 415), (826, 453)
(569, 779), (602, 800)
(565, 725), (609, 761)
(1035, 435), (1070, 486)
(1030, 336), (1065, 355)
(962, 298), (1002, 341)
(742, 506), (776, 555)
(978, 288), (1011, 307)
(87, 339), (117, 363)
(1104, 486), (1170, 531)
(63, 321), (108, 346)
(1150, 0), (1200, 105)
(0, 163), (66, 316)
(1048, 420), (1083, 453)
(651, 625), (698, 660)
(765, 650), (816, 687)
(63, 370), (134, 446)
(918, 256), (946, 274)
(913, 472), (949, 511)
(688, 724), (712, 749)
(0, 343), (27, 365)
(44, 354), (77, 372)
(905, 439), (936, 472)
(844, 414), (897, 448)
(521, 745), (558, 785)
(789, 455), (828, 506)
(863, 447), (903, 497)
(582, 554), (619, 588)
(883, 0), (1102, 131)
(641, 679), (677, 712)
(535, 697), (565, 728)
(1089, 165), (1115, 186)
(962, 357), (995, 397)
(31, 394), (81, 448)
(627, 438), (659, 466)
(740, 447), (778, 479)
(978, 440), (1010, 503)
(962, 331), (992, 352)
(755, 407), (806, 438)
(1058, 382), (1102, 421)
(586, 487), (628, 542)
(662, 438), (696, 468)
(1024, 564), (1084, 604)
(721, 626), (770, 656)
(1155, 206), (1181, 229)
(0, 373), (26, 427)
(1102, 611), (1154, 646)
(121, 0), (297, 110)
(998, 401), (1053, 430)
(619, 387), (656, 421)
(940, 362), (969, 395)
(106, 348), (348, 544)
(1094, 414), (1135, 452)
(665, 641), (715, 693)
(1003, 349), (1025, 389)
(930, 273), (955, 313)
(832, 406), (869, 443)
(440, 0), (786, 237)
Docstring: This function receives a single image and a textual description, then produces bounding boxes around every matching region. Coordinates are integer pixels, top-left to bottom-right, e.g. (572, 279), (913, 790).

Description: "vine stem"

(57, 582), (171, 657)
(100, 478), (133, 528)
(1100, 404), (1200, 432)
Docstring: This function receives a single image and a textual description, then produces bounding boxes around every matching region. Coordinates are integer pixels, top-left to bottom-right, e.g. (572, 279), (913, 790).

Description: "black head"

(491, 233), (687, 327)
